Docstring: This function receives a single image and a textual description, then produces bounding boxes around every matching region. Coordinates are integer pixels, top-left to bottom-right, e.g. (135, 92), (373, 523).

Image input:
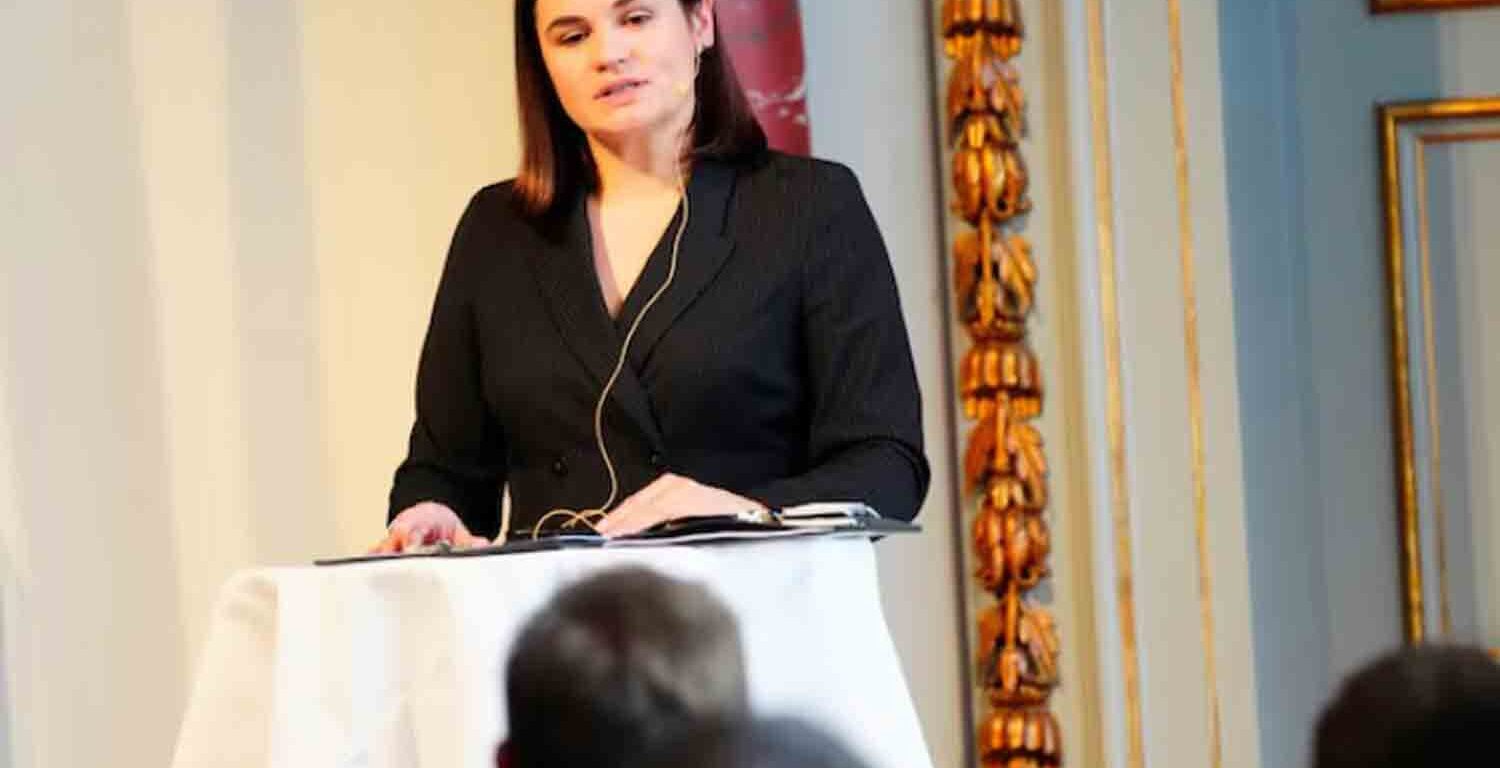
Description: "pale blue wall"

(1219, 2), (1500, 767)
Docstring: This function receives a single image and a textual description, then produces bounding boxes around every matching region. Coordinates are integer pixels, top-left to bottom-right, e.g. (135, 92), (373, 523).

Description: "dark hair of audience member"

(502, 566), (748, 768)
(1313, 644), (1500, 768)
(631, 717), (871, 768)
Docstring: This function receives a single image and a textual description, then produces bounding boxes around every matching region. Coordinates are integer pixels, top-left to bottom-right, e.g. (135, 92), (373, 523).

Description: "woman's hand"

(594, 474), (767, 538)
(369, 501), (490, 554)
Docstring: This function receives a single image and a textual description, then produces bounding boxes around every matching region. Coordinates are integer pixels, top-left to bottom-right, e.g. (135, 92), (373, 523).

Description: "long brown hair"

(512, 0), (768, 219)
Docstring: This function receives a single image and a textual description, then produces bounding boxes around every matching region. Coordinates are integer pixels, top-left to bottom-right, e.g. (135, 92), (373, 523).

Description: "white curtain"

(1, 2), (518, 765)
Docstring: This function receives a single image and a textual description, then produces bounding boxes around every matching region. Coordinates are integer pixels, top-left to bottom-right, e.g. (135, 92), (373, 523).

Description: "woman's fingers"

(405, 525), (432, 548)
(596, 475), (679, 537)
(368, 522), (424, 555)
(370, 530), (403, 555)
(597, 512), (658, 538)
(368, 525), (486, 555)
(598, 503), (674, 538)
(366, 503), (491, 554)
(597, 475), (762, 538)
(454, 528), (490, 550)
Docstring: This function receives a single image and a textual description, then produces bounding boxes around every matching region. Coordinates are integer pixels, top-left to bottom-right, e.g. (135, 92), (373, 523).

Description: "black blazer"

(388, 151), (929, 538)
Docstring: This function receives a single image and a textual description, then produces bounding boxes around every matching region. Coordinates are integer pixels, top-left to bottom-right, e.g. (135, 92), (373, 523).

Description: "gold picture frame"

(1378, 96), (1500, 644)
(1373, 0), (1500, 13)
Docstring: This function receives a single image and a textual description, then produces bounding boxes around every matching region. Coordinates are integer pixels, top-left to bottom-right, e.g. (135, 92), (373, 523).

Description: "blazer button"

(551, 457), (569, 476)
(648, 452), (664, 469)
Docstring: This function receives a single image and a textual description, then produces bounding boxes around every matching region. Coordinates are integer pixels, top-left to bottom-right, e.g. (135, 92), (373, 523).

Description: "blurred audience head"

(501, 565), (747, 768)
(632, 717), (871, 768)
(1314, 644), (1500, 768)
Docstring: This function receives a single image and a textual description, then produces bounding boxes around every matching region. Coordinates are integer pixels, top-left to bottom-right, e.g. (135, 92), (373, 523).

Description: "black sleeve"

(746, 166), (931, 521)
(387, 191), (507, 538)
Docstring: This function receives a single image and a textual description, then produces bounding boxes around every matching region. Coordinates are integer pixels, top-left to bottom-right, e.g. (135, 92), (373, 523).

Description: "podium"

(170, 536), (934, 768)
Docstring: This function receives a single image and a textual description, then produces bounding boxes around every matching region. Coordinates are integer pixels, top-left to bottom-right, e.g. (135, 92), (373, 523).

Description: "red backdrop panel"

(715, 0), (810, 155)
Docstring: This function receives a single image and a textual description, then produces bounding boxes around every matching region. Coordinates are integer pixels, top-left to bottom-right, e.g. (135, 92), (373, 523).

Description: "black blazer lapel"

(523, 197), (666, 450)
(626, 160), (739, 372)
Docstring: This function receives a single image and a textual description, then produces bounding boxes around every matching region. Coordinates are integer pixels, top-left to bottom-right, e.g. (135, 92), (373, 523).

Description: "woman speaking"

(373, 0), (928, 552)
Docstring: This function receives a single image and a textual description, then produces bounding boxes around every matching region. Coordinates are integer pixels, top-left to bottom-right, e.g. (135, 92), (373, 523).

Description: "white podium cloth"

(171, 537), (934, 768)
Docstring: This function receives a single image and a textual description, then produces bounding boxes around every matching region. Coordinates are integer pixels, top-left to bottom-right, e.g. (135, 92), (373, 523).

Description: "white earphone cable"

(524, 46), (702, 541)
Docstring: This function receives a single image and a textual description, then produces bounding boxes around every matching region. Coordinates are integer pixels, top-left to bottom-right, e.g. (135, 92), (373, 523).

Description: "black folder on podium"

(315, 502), (919, 566)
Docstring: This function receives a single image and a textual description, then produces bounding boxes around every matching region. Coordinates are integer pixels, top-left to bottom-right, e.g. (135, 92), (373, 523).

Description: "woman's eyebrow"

(544, 0), (641, 33)
(544, 15), (584, 34)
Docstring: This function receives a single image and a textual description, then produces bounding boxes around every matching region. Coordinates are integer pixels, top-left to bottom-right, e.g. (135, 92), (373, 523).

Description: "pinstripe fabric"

(389, 152), (928, 536)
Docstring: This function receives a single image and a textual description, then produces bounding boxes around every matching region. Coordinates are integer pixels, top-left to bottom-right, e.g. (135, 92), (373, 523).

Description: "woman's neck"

(587, 111), (694, 202)
(589, 144), (681, 202)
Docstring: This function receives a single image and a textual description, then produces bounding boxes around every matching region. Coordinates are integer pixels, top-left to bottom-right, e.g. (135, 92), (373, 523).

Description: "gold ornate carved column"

(941, 2), (1061, 767)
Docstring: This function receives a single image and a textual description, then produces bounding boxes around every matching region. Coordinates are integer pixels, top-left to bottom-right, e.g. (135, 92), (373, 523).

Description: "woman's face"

(534, 0), (714, 142)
